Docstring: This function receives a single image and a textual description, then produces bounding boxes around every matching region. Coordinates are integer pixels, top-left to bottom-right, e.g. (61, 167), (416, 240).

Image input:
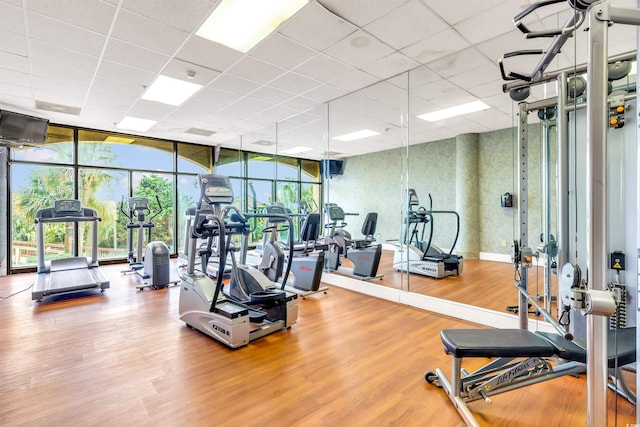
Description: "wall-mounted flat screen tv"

(320, 159), (345, 178)
(0, 110), (49, 145)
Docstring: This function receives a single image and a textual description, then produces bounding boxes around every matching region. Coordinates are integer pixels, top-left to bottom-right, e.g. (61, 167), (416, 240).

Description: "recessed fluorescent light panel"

(196, 0), (308, 53)
(417, 101), (490, 122)
(332, 129), (380, 142)
(116, 116), (157, 132)
(280, 146), (312, 155)
(142, 75), (203, 106)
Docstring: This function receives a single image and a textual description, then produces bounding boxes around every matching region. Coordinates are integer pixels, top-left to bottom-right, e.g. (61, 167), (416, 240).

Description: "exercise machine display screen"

(54, 199), (82, 215)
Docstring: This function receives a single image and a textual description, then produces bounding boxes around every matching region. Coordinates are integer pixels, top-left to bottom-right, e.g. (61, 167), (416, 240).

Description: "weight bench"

(425, 327), (636, 427)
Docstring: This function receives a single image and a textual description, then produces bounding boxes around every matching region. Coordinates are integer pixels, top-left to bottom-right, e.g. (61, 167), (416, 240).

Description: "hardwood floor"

(343, 249), (557, 317)
(0, 261), (634, 427)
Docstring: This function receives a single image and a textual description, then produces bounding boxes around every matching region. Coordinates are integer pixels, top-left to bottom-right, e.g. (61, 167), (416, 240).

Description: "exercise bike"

(392, 189), (463, 278)
(323, 203), (383, 280)
(119, 195), (177, 290)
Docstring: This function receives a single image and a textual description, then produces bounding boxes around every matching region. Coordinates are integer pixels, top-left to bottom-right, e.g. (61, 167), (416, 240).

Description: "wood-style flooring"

(0, 260), (634, 427)
(345, 249), (557, 317)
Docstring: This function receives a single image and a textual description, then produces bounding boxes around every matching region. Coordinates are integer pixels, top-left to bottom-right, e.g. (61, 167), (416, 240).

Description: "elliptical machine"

(323, 203), (383, 280)
(178, 174), (297, 348)
(119, 196), (176, 289)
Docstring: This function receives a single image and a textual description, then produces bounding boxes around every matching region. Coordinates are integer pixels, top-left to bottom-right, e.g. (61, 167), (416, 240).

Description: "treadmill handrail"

(35, 216), (101, 224)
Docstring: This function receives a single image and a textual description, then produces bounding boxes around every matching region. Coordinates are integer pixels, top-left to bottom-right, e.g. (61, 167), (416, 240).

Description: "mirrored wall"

(318, 50), (639, 323)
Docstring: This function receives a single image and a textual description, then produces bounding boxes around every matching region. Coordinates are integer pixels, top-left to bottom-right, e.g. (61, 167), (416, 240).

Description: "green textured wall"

(327, 123), (549, 257)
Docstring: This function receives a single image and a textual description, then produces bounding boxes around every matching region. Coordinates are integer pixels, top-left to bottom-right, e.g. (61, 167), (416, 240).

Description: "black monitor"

(0, 110), (49, 145)
(320, 159), (345, 178)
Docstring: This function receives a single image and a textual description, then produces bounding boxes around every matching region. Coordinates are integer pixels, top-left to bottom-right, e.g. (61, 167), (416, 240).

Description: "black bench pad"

(441, 329), (557, 358)
(537, 328), (636, 368)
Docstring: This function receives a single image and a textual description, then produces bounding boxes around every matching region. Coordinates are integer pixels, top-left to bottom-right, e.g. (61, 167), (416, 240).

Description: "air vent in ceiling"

(35, 100), (81, 116)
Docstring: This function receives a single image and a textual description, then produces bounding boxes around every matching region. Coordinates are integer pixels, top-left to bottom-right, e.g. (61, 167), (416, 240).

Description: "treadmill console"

(54, 199), (82, 215)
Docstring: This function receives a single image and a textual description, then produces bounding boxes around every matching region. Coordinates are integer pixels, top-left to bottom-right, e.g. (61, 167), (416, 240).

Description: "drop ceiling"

(0, 0), (637, 159)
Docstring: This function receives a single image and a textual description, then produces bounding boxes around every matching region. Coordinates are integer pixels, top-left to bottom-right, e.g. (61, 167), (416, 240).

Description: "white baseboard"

(479, 252), (512, 263)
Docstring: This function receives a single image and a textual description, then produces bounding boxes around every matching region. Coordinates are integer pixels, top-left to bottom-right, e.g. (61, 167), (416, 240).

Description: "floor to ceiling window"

(216, 148), (322, 247)
(7, 127), (320, 271)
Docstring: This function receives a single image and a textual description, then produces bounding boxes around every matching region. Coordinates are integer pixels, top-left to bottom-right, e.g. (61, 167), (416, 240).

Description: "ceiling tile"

(251, 33), (318, 70)
(475, 30), (548, 64)
(407, 65), (441, 89)
(31, 81), (87, 106)
(103, 39), (170, 73)
(26, 0), (116, 34)
(318, 0), (407, 27)
(423, 0), (508, 25)
(360, 52), (420, 80)
(0, 1), (25, 34)
(401, 28), (471, 65)
(329, 68), (379, 92)
(324, 30), (395, 69)
(189, 86), (241, 107)
(427, 47), (492, 78)
(474, 92), (514, 116)
(447, 62), (500, 88)
(111, 9), (190, 56)
(471, 109), (514, 130)
(31, 60), (94, 87)
(97, 60), (156, 87)
(278, 96), (320, 113)
(408, 94), (438, 115)
(269, 72), (321, 94)
(358, 80), (406, 106)
(91, 76), (145, 102)
(226, 96), (273, 115)
(0, 96), (35, 112)
(30, 40), (100, 75)
(293, 53), (354, 83)
(296, 83), (347, 103)
(0, 81), (31, 98)
(176, 98), (225, 120)
(80, 102), (129, 123)
(176, 36), (244, 73)
(249, 104), (300, 124)
(0, 51), (29, 73)
(0, 30), (27, 56)
(226, 56), (286, 84)
(247, 85), (296, 104)
(365, 0), (448, 50)
(217, 104), (260, 121)
(467, 78), (506, 99)
(127, 99), (177, 120)
(279, 1), (358, 51)
(454, 1), (525, 44)
(411, 78), (475, 109)
(207, 74), (261, 96)
(119, 0), (214, 32)
(161, 58), (220, 86)
(26, 11), (106, 56)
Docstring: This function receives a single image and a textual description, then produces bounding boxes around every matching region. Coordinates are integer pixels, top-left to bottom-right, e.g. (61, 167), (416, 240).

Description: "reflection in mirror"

(274, 107), (324, 242)
(404, 64), (518, 308)
(325, 76), (408, 288)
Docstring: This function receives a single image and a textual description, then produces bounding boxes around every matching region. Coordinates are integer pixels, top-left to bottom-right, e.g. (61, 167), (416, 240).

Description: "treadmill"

(32, 199), (110, 301)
